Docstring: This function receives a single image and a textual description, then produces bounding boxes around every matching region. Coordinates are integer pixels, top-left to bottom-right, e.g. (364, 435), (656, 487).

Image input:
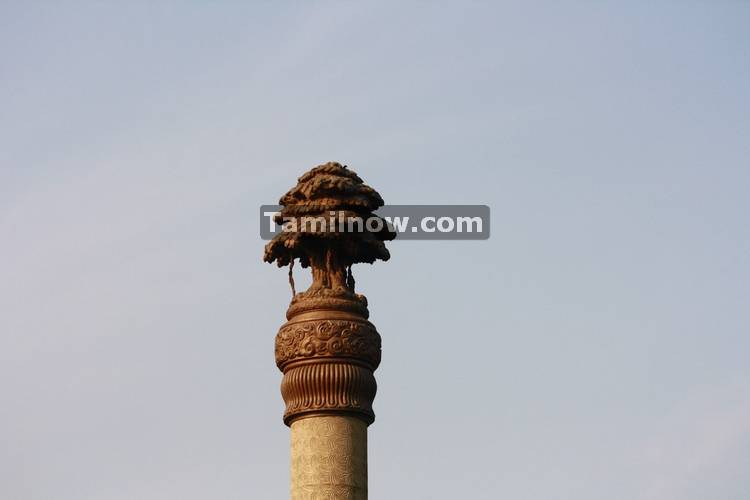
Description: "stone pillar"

(264, 162), (394, 500)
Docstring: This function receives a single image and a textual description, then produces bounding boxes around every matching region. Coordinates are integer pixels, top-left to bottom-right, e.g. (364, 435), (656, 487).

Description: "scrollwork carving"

(275, 319), (381, 370)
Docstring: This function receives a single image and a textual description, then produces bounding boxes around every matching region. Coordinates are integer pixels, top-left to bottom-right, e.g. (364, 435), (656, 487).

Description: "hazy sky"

(2, 2), (749, 499)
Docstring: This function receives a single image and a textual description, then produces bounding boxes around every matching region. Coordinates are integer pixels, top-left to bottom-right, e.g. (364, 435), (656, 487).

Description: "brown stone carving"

(263, 162), (395, 290)
(275, 318), (381, 371)
(281, 362), (377, 425)
(264, 162), (392, 426)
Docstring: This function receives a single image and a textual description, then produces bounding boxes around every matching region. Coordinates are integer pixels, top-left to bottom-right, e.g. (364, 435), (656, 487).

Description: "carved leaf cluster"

(263, 162), (395, 269)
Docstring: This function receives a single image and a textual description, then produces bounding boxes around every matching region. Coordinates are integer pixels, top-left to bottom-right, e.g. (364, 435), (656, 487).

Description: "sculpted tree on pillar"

(263, 162), (395, 307)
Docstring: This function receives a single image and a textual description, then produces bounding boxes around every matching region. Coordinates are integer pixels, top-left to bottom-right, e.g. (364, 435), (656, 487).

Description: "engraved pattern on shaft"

(291, 416), (367, 500)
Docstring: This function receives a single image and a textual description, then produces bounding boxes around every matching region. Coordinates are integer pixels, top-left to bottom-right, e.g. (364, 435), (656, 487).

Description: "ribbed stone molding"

(290, 416), (367, 500)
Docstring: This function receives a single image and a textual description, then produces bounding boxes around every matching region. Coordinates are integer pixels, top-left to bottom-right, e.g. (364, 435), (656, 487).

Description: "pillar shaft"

(290, 416), (367, 500)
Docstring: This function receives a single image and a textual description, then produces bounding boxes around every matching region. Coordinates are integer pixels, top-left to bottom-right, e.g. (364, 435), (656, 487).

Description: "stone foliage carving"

(263, 162), (394, 295)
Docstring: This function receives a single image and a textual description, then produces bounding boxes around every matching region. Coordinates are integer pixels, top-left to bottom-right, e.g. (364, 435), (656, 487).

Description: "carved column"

(264, 162), (394, 499)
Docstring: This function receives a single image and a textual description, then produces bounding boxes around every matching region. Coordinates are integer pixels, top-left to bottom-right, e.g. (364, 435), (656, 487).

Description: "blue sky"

(1, 2), (749, 499)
